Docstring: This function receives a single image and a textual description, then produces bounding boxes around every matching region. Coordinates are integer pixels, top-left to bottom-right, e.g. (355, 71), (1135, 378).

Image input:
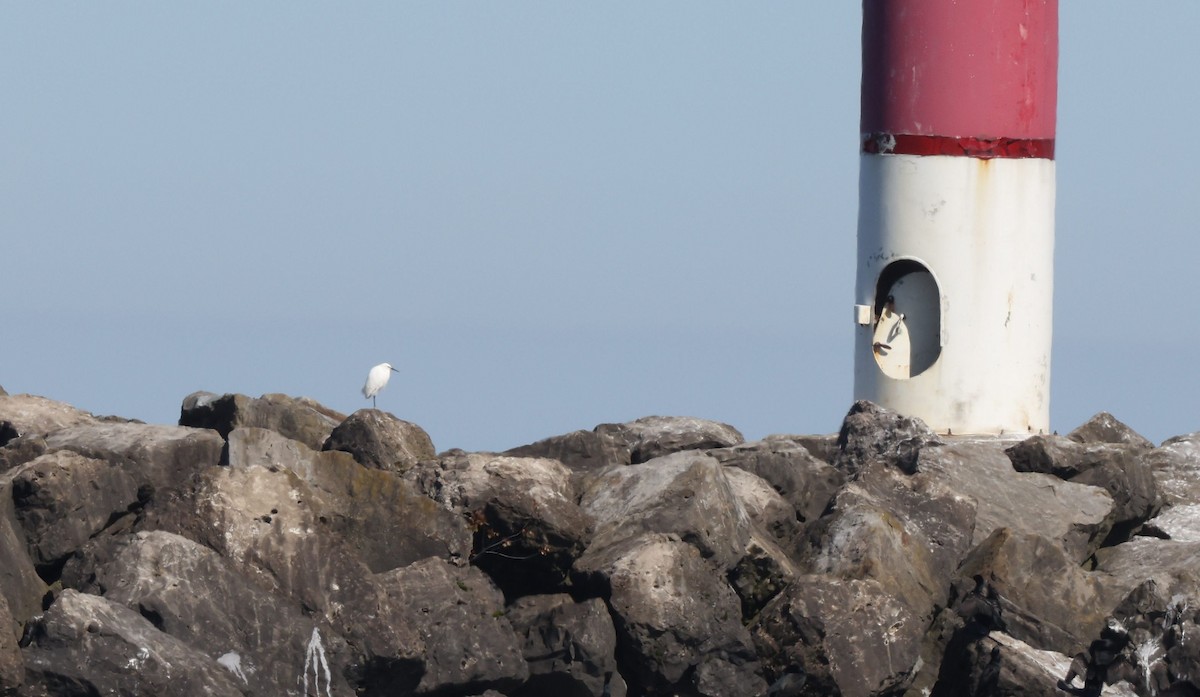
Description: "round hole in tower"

(872, 259), (942, 379)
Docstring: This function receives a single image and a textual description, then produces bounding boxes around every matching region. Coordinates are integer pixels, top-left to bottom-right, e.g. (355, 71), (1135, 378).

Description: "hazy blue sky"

(3, 4), (1197, 451)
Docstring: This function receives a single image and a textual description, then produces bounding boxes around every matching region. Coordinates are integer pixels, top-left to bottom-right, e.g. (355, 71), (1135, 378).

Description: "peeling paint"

(862, 133), (1054, 160)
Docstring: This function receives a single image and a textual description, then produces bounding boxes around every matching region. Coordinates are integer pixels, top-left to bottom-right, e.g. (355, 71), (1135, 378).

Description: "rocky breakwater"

(0, 383), (1199, 696)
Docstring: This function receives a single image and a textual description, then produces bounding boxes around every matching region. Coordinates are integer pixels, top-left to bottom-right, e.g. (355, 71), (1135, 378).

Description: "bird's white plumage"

(362, 362), (398, 407)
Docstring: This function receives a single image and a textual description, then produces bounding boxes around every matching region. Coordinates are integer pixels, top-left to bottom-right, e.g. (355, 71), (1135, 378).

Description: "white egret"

(362, 362), (398, 408)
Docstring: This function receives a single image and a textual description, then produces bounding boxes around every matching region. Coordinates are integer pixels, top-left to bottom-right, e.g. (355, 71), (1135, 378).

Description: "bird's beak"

(390, 366), (399, 372)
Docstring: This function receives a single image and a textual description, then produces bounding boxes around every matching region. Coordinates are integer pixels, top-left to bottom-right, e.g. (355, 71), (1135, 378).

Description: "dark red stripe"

(862, 133), (1055, 160)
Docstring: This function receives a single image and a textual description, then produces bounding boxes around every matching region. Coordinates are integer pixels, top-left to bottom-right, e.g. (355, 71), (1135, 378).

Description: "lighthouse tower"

(853, 0), (1058, 435)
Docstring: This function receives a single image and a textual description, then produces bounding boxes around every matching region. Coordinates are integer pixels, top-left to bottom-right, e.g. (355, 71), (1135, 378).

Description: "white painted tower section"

(855, 1), (1058, 435)
(854, 155), (1055, 434)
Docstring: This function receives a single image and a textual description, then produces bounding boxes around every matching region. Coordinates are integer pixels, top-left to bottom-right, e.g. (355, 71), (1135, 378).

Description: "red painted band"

(862, 133), (1055, 160)
(861, 0), (1058, 140)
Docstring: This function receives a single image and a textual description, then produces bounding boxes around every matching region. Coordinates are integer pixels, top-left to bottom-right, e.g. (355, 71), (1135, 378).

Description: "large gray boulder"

(226, 427), (471, 572)
(1093, 537), (1200, 617)
(598, 415), (745, 464)
(142, 457), (377, 619)
(1144, 432), (1200, 507)
(0, 436), (49, 474)
(404, 451), (592, 599)
(1105, 580), (1200, 696)
(834, 400), (943, 476)
(1068, 412), (1155, 450)
(1142, 504), (1200, 541)
(21, 589), (245, 697)
(323, 408), (435, 472)
(505, 415), (744, 487)
(956, 527), (1108, 654)
(930, 630), (1139, 697)
(578, 451), (752, 571)
(1006, 434), (1160, 538)
(505, 428), (631, 479)
(65, 530), (354, 697)
(574, 534), (765, 697)
(506, 594), (625, 697)
(787, 433), (840, 464)
(751, 574), (922, 697)
(0, 394), (96, 444)
(346, 557), (528, 696)
(727, 529), (803, 622)
(722, 465), (800, 543)
(9, 451), (141, 578)
(179, 391), (344, 450)
(914, 438), (1116, 562)
(43, 421), (224, 498)
(800, 465), (976, 626)
(0, 474), (49, 630)
(709, 436), (845, 524)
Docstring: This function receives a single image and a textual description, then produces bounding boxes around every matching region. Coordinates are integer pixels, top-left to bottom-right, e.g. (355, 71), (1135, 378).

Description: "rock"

(751, 574), (922, 697)
(505, 415), (745, 490)
(1006, 434), (1160, 539)
(0, 474), (49, 630)
(65, 530), (354, 696)
(142, 458), (377, 618)
(0, 395), (96, 444)
(578, 451), (751, 571)
(0, 592), (22, 693)
(574, 534), (765, 697)
(0, 436), (48, 474)
(9, 451), (141, 579)
(1144, 432), (1200, 507)
(1093, 537), (1200, 616)
(931, 630), (1139, 697)
(597, 415), (745, 464)
(834, 400), (943, 476)
(915, 439), (1116, 562)
(226, 427), (470, 573)
(504, 428), (631, 477)
(506, 594), (623, 697)
(782, 433), (840, 464)
(800, 465), (976, 626)
(1007, 434), (1107, 479)
(323, 409), (436, 472)
(347, 558), (528, 696)
(1106, 580), (1200, 696)
(1071, 459), (1160, 543)
(404, 451), (591, 600)
(1142, 504), (1200, 541)
(957, 528), (1108, 654)
(21, 589), (245, 696)
(709, 437), (845, 523)
(43, 421), (224, 498)
(728, 530), (802, 622)
(1068, 412), (1156, 450)
(722, 465), (800, 542)
(10, 388), (1200, 697)
(179, 390), (344, 450)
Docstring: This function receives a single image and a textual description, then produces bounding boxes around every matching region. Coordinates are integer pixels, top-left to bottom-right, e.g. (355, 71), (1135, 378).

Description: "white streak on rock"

(217, 651), (249, 684)
(125, 646), (150, 671)
(303, 627), (333, 697)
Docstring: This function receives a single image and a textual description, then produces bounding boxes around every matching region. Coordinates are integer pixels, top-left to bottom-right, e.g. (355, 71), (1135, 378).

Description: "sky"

(2, 4), (1197, 452)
